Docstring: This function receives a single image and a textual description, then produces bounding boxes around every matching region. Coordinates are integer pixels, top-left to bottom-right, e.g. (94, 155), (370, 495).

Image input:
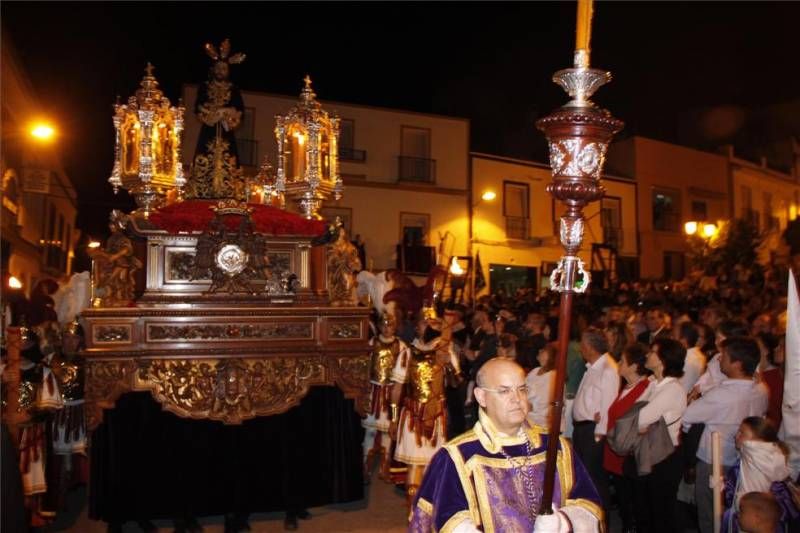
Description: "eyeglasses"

(480, 385), (528, 398)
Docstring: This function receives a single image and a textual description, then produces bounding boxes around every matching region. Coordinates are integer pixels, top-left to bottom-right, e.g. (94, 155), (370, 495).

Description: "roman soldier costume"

(362, 314), (409, 481)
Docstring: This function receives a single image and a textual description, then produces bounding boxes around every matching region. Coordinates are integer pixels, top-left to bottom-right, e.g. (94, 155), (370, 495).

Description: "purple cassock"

(721, 461), (800, 533)
(409, 411), (603, 532)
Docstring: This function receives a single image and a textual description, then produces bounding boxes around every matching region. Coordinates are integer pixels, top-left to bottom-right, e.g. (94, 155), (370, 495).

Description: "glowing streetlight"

(481, 190), (497, 202)
(684, 221), (698, 236)
(702, 223), (717, 238)
(8, 276), (23, 289)
(88, 241), (102, 249)
(30, 122), (56, 142)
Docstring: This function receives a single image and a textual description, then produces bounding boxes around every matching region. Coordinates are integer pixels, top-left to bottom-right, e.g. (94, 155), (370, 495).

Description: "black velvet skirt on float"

(89, 387), (364, 522)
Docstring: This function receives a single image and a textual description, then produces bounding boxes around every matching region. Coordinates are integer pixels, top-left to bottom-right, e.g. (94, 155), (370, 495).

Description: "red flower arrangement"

(149, 200), (326, 236)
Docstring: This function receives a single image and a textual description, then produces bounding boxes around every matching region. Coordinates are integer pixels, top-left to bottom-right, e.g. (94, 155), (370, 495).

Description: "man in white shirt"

(682, 336), (769, 533)
(571, 327), (619, 518)
(690, 319), (750, 399)
(677, 321), (707, 394)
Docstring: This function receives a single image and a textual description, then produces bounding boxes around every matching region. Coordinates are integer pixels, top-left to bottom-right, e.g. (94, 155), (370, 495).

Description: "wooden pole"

(539, 291), (573, 510)
(712, 431), (722, 533)
(1, 327), (26, 445)
(575, 0), (594, 53)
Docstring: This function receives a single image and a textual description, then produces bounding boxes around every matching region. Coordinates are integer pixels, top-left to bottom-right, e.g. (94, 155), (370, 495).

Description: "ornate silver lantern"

(274, 76), (342, 219)
(108, 63), (186, 217)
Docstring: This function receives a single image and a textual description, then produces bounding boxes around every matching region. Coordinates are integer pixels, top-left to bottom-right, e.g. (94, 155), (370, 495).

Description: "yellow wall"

(470, 154), (637, 294)
(732, 160), (800, 263)
(732, 162), (799, 232)
(471, 155), (563, 280)
(331, 186), (468, 271)
(607, 137), (729, 279)
(182, 84), (470, 190)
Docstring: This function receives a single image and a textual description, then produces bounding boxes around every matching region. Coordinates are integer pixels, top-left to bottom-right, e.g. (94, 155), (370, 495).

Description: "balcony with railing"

(339, 146), (367, 163)
(398, 156), (436, 183)
(505, 216), (530, 240)
(603, 226), (624, 249)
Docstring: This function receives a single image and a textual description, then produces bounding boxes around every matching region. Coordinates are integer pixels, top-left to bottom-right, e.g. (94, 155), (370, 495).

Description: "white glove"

(533, 505), (569, 533)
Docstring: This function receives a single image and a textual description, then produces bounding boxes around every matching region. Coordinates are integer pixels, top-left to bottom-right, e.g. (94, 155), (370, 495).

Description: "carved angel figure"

(327, 224), (362, 306)
(89, 212), (142, 306)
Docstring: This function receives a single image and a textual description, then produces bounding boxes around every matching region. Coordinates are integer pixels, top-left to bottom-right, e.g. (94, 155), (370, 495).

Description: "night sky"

(3, 2), (799, 240)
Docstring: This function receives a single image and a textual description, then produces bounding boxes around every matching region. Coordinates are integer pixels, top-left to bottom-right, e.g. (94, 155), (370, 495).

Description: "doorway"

(489, 264), (537, 297)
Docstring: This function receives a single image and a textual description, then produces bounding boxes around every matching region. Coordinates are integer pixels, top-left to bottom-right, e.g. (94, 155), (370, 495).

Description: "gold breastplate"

(408, 347), (445, 403)
(369, 338), (399, 384)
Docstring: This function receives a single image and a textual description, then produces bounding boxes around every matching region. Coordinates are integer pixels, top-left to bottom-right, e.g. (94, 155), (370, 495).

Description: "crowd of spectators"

(387, 262), (799, 532)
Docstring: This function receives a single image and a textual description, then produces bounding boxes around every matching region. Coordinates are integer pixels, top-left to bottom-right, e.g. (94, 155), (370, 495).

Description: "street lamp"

(8, 276), (23, 289)
(684, 220), (717, 240)
(467, 188), (497, 303)
(480, 189), (496, 203)
(29, 122), (56, 142)
(685, 220), (718, 276)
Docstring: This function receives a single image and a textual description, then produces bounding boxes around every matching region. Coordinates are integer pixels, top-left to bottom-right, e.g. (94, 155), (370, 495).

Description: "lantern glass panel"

(287, 127), (306, 182)
(122, 117), (140, 174)
(154, 122), (175, 176)
(320, 132), (331, 181)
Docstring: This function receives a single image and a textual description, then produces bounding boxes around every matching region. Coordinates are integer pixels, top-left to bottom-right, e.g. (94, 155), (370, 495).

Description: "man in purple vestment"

(409, 359), (602, 532)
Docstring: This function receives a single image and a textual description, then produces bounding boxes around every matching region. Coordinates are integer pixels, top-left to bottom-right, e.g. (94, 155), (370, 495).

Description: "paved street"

(49, 468), (409, 533)
(45, 463), (700, 532)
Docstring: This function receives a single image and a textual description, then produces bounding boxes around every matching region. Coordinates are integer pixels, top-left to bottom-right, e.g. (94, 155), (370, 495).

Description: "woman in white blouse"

(526, 343), (561, 430)
(634, 338), (688, 533)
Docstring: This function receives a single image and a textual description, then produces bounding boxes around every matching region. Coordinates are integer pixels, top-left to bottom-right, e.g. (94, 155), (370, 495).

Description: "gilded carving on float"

(332, 355), (371, 415)
(84, 360), (137, 429)
(85, 354), (369, 428)
(325, 219), (362, 306)
(140, 357), (327, 424)
(93, 325), (132, 343)
(146, 322), (313, 342)
(328, 322), (361, 340)
(193, 200), (274, 294)
(167, 251), (204, 281)
(88, 210), (143, 307)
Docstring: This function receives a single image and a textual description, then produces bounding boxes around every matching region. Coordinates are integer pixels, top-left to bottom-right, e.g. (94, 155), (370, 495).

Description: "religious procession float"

(3, 3), (629, 525)
(3, 39), (374, 526)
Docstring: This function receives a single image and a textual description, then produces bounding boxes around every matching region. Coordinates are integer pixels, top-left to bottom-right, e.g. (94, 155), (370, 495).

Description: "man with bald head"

(409, 359), (603, 532)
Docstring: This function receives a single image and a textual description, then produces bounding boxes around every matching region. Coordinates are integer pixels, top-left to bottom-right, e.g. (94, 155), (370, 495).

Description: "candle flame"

(449, 257), (465, 276)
